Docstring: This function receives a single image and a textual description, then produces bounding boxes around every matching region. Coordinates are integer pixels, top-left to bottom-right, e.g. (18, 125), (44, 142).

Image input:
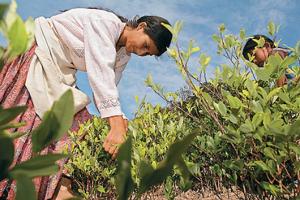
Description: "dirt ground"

(138, 186), (244, 200)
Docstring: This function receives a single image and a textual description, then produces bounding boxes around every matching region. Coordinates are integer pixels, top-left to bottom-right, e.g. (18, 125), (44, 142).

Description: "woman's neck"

(116, 25), (130, 51)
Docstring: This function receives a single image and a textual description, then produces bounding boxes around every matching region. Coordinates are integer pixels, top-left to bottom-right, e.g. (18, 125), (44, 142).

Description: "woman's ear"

(137, 22), (147, 30)
(264, 42), (271, 48)
(264, 42), (273, 53)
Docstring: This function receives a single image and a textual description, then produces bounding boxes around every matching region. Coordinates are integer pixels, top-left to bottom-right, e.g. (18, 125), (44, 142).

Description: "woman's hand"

(276, 75), (287, 87)
(103, 115), (127, 158)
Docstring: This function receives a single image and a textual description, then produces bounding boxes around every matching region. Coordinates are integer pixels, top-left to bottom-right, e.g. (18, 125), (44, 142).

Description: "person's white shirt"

(26, 8), (131, 119)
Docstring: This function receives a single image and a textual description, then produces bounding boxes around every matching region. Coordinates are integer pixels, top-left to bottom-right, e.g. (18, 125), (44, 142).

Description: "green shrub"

(66, 21), (300, 200)
(65, 118), (116, 199)
(66, 102), (195, 199)
(148, 21), (300, 199)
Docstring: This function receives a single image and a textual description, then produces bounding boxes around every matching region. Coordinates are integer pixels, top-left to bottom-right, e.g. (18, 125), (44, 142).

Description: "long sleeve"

(83, 15), (123, 118)
(115, 63), (128, 120)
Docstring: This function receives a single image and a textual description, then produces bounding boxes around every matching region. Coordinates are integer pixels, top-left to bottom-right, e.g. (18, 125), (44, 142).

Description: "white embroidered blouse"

(39, 8), (131, 118)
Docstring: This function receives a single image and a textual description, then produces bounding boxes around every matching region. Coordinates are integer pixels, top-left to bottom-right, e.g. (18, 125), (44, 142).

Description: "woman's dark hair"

(61, 7), (128, 22)
(136, 16), (172, 56)
(242, 35), (275, 60)
(62, 7), (172, 56)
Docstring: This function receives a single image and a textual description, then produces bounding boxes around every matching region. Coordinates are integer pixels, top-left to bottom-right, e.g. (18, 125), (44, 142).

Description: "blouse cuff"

(99, 106), (123, 118)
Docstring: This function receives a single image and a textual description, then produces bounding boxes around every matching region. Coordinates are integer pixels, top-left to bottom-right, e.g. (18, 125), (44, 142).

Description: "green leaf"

(228, 114), (238, 124)
(250, 161), (274, 173)
(97, 185), (106, 193)
(214, 101), (227, 116)
(288, 120), (300, 136)
(15, 175), (37, 200)
(167, 48), (177, 58)
(212, 34), (221, 42)
(144, 74), (153, 87)
(224, 35), (234, 48)
(252, 113), (263, 128)
(240, 119), (254, 133)
(32, 90), (74, 152)
(227, 95), (242, 109)
(219, 23), (225, 33)
(263, 147), (276, 161)
(0, 134), (14, 181)
(251, 101), (263, 113)
(281, 55), (297, 68)
(268, 119), (284, 135)
(239, 28), (246, 40)
(199, 53), (211, 67)
(163, 21), (182, 43)
(115, 136), (134, 200)
(223, 159), (244, 171)
(138, 132), (197, 194)
(3, 0), (17, 30)
(263, 112), (271, 128)
(0, 106), (27, 126)
(51, 90), (75, 135)
(267, 53), (283, 68)
(267, 21), (276, 36)
(161, 22), (174, 35)
(253, 37), (266, 48)
(278, 92), (290, 104)
(7, 15), (28, 58)
(189, 42), (200, 55)
(295, 41), (300, 56)
(266, 87), (281, 103)
(24, 16), (35, 50)
(10, 154), (66, 178)
(260, 182), (280, 196)
(289, 145), (300, 156)
(176, 157), (192, 191)
(138, 160), (154, 179)
(255, 64), (275, 81)
(0, 122), (26, 131)
(31, 111), (59, 152)
(7, 131), (27, 139)
(0, 3), (9, 20)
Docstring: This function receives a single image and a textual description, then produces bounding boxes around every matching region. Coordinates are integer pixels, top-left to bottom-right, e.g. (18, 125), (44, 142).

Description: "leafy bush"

(65, 118), (116, 199)
(67, 21), (300, 200)
(147, 21), (300, 199)
(66, 101), (195, 199)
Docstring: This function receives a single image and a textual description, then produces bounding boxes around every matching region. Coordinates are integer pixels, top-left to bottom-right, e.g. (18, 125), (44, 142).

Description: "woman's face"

(252, 43), (273, 67)
(125, 23), (159, 56)
(253, 47), (269, 67)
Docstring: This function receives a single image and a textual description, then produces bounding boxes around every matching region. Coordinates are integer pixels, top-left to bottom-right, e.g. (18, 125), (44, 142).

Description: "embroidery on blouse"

(74, 47), (84, 58)
(99, 97), (120, 109)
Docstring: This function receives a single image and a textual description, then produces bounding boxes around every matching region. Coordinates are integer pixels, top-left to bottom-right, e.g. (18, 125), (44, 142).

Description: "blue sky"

(8, 0), (300, 119)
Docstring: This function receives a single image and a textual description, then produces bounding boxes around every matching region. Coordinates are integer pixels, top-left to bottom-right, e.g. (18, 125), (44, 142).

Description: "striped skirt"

(0, 45), (93, 200)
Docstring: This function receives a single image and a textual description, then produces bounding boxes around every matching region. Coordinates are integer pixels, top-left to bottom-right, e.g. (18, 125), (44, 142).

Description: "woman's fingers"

(112, 147), (119, 159)
(108, 144), (117, 155)
(103, 137), (110, 152)
(103, 135), (119, 157)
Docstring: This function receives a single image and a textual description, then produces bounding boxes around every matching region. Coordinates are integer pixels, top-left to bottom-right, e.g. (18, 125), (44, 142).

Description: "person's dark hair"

(61, 7), (128, 22)
(242, 35), (275, 60)
(133, 16), (172, 56)
(62, 7), (172, 56)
